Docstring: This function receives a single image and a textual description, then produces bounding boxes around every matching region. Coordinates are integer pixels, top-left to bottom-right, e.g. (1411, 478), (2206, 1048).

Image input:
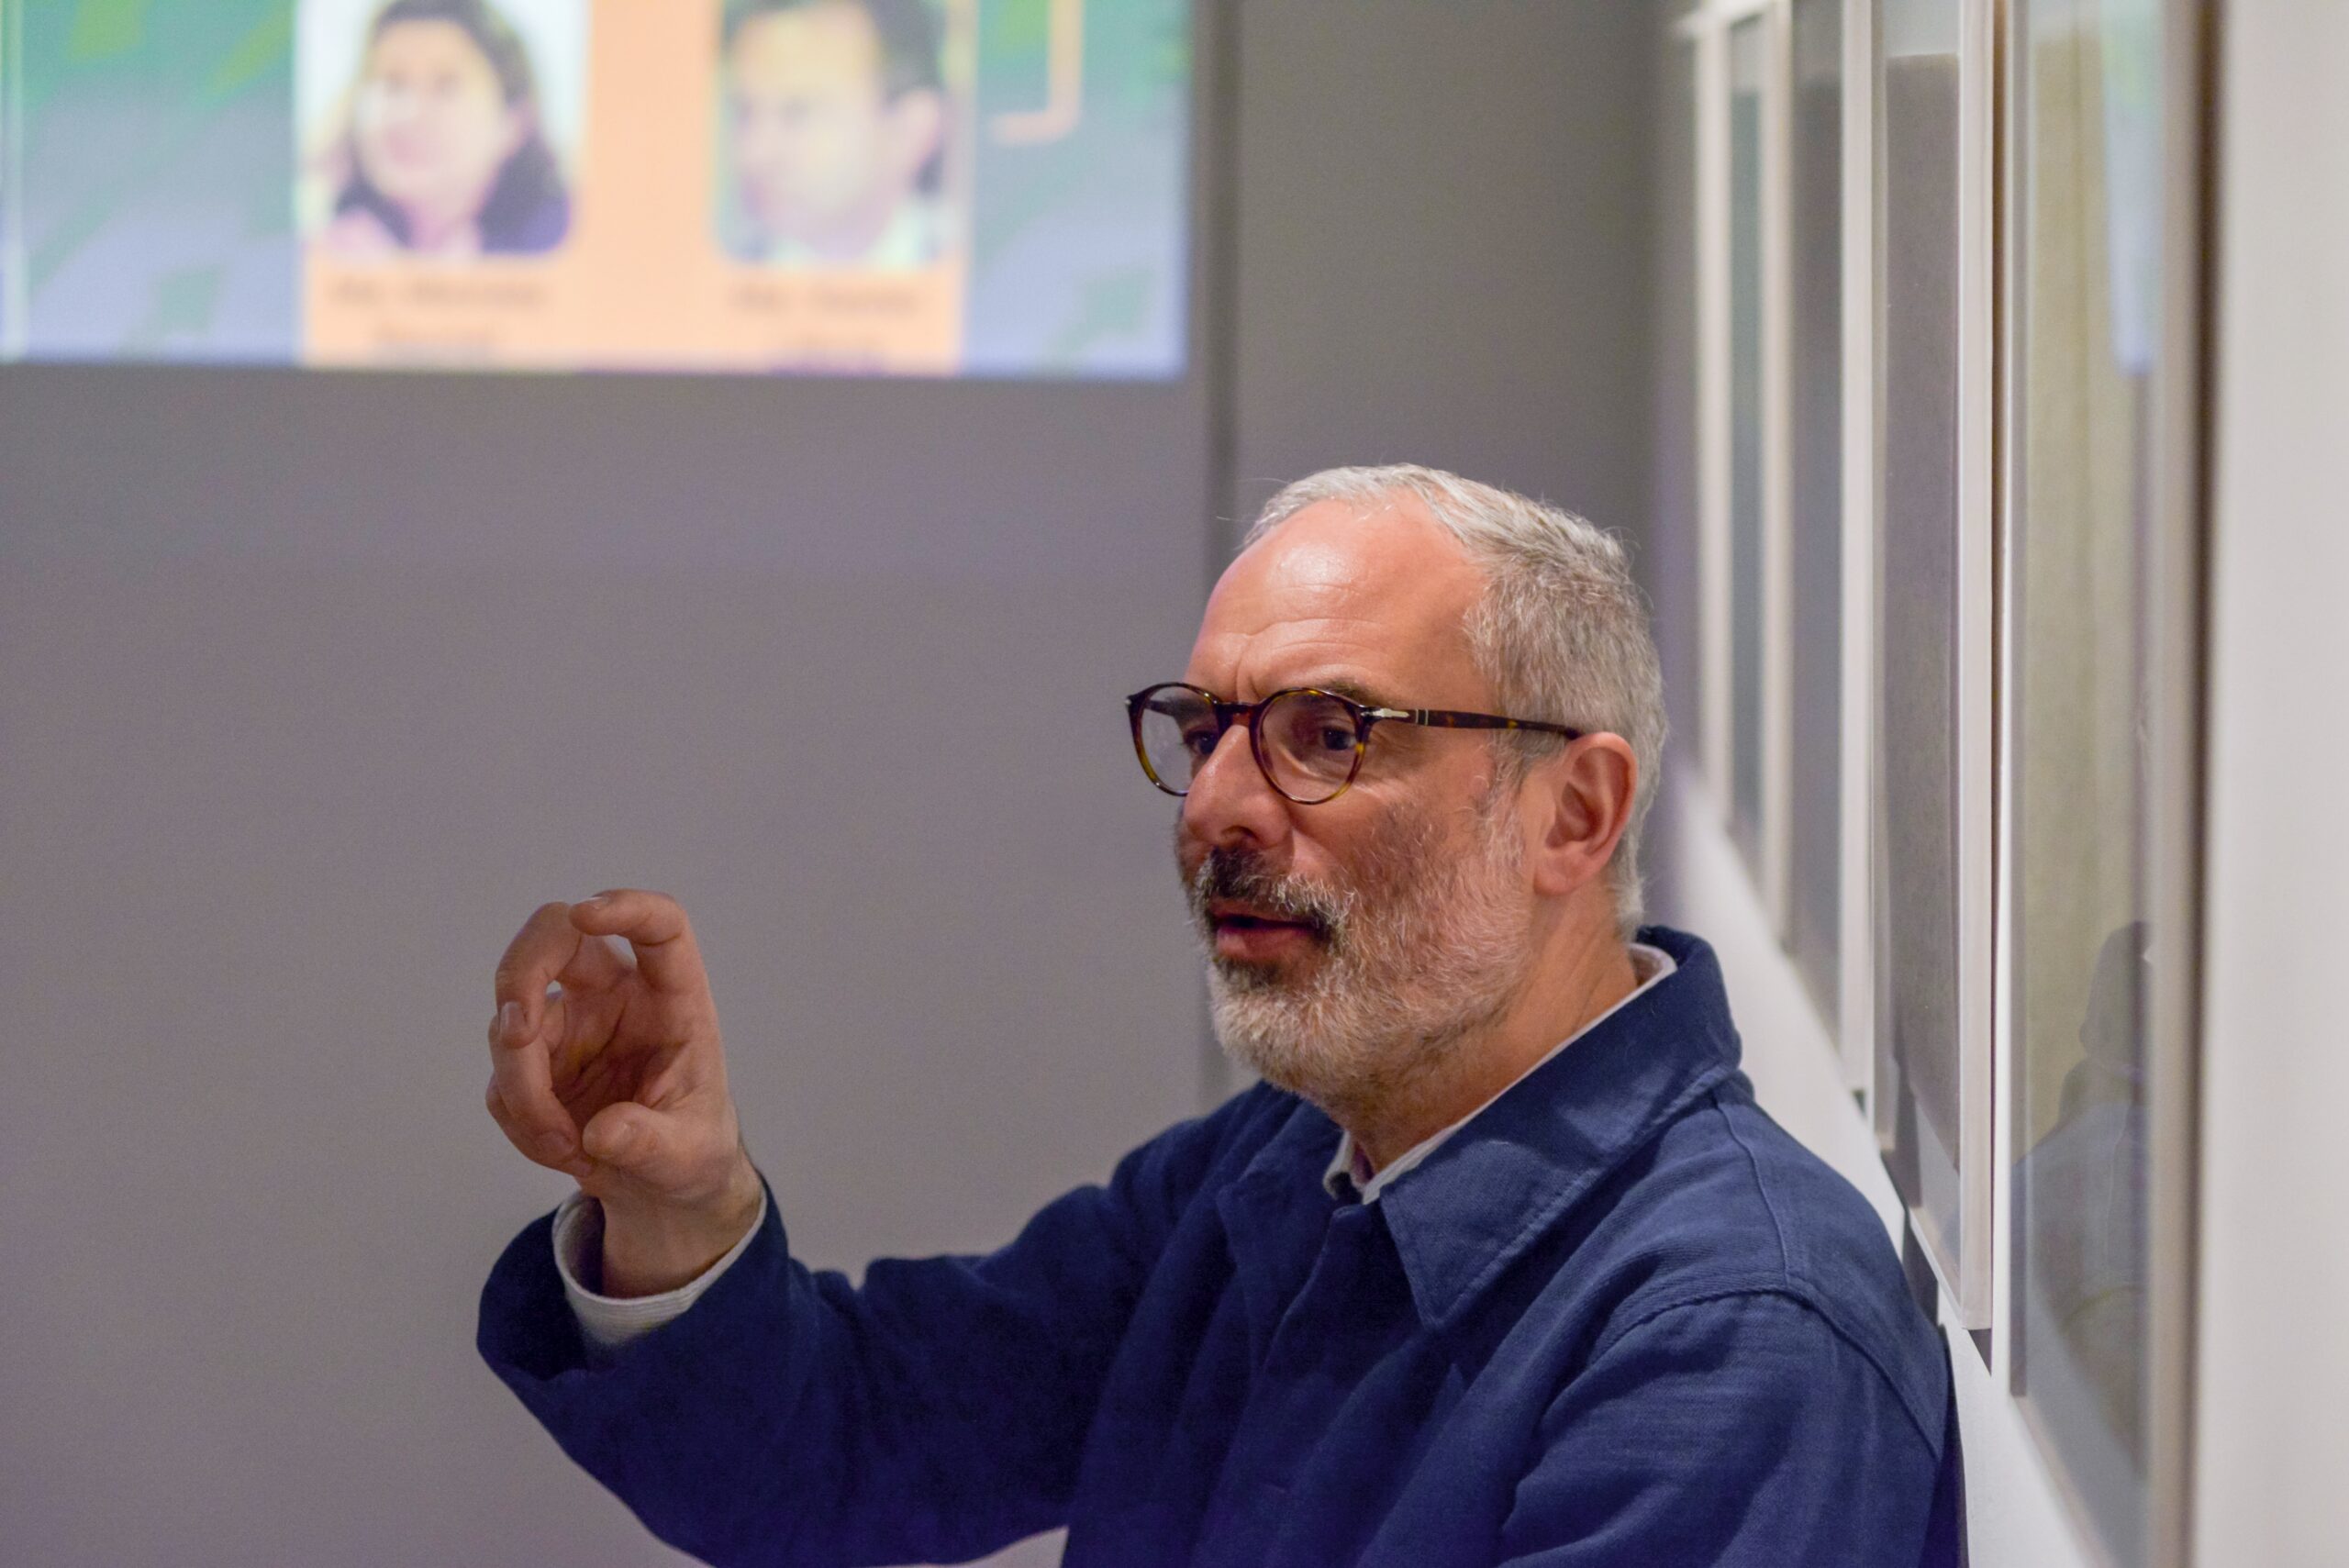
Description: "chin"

(1206, 972), (1391, 1110)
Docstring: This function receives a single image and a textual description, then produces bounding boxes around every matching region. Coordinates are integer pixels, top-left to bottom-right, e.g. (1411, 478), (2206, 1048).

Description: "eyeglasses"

(1124, 682), (1584, 806)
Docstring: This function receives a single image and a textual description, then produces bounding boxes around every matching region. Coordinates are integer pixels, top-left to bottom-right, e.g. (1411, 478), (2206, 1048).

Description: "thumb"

(582, 1104), (674, 1182)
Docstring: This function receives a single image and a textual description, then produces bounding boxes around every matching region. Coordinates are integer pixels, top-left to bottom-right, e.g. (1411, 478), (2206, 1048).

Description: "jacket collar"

(1379, 926), (1742, 1329)
(1215, 927), (1744, 1340)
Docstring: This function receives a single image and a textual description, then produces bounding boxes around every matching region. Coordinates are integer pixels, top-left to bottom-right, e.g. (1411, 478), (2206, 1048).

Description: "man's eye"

(1314, 726), (1355, 753)
(1180, 727), (1219, 758)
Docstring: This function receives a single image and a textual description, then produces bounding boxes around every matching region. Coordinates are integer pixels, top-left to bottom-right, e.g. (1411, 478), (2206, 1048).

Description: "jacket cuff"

(551, 1184), (773, 1360)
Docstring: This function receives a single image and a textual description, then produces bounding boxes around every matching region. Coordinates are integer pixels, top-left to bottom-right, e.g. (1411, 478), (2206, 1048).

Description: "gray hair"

(1241, 464), (1668, 938)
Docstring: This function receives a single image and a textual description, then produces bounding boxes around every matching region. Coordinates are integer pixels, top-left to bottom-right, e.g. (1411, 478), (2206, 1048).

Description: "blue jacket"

(480, 928), (1962, 1566)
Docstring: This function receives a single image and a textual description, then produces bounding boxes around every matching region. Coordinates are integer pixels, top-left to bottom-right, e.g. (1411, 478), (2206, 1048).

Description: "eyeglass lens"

(1135, 687), (1364, 803)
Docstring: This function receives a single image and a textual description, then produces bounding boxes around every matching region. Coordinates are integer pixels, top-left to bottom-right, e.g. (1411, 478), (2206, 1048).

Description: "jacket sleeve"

(1494, 1291), (1952, 1567)
(476, 1090), (1268, 1568)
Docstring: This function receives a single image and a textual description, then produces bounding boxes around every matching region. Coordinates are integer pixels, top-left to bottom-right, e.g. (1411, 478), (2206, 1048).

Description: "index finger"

(494, 901), (586, 1033)
(566, 889), (710, 999)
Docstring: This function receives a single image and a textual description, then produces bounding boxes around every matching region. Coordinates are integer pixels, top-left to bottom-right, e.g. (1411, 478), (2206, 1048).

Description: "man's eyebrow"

(1295, 676), (1398, 708)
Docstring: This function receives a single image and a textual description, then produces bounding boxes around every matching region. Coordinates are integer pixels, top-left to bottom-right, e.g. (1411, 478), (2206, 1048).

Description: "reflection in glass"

(1787, 0), (1842, 1025)
(1727, 18), (1766, 868)
(1875, 0), (1965, 1273)
(2012, 0), (2165, 1560)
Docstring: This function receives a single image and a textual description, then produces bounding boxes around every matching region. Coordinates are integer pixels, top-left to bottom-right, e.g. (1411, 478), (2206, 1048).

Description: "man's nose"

(1180, 725), (1291, 851)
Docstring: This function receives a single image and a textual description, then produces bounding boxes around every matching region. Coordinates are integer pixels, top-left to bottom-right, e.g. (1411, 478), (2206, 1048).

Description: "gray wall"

(0, 6), (1656, 1564)
(0, 373), (1214, 1568)
(1230, 2), (1654, 540)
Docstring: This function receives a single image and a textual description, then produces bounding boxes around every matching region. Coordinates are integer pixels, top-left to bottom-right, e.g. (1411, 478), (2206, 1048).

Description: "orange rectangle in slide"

(302, 0), (971, 374)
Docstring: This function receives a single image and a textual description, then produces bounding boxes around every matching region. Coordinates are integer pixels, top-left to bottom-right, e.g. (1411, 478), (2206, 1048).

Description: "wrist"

(596, 1157), (763, 1298)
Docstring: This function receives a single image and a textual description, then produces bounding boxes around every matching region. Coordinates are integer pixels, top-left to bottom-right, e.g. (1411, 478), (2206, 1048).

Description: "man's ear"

(1524, 734), (1637, 899)
(884, 88), (947, 185)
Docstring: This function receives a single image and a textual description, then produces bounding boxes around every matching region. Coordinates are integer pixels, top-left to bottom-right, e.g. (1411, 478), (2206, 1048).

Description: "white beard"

(1188, 792), (1537, 1117)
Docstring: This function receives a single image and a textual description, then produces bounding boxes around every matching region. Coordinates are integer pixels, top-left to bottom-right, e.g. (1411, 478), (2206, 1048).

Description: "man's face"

(725, 3), (941, 256)
(1175, 500), (1543, 1110)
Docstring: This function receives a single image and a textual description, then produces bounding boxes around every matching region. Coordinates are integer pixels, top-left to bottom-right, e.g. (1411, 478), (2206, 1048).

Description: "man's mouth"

(1207, 901), (1328, 964)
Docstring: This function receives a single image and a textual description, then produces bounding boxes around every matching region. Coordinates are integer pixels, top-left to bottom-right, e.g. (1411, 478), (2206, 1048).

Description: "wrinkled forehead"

(1191, 496), (1491, 705)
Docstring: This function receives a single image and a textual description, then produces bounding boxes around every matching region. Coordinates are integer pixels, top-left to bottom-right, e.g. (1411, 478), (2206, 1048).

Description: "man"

(478, 466), (1960, 1565)
(718, 0), (949, 269)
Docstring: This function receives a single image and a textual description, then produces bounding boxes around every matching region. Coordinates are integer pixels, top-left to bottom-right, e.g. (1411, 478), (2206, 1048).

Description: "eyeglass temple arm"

(1371, 706), (1585, 740)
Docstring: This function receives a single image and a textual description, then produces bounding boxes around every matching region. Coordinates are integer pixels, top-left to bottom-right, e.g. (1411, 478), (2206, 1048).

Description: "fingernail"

(573, 895), (606, 911)
(497, 1000), (521, 1037)
(538, 1130), (573, 1159)
(601, 1122), (635, 1153)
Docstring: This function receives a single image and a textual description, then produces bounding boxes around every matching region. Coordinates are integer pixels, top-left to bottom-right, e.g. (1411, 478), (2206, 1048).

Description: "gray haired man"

(478, 465), (1961, 1566)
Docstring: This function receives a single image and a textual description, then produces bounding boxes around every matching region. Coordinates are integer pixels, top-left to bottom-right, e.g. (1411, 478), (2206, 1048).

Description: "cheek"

(352, 92), (395, 148)
(810, 117), (884, 183)
(1349, 791), (1492, 894)
(1297, 797), (1419, 894)
(447, 102), (515, 171)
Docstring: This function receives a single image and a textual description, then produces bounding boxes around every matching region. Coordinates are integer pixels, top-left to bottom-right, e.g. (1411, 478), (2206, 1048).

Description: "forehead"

(1189, 495), (1490, 704)
(731, 6), (885, 92)
(371, 19), (494, 74)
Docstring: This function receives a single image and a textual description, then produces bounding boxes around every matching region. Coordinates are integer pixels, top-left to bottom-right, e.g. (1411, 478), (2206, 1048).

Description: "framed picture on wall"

(2006, 0), (2206, 1562)
(1871, 0), (1995, 1329)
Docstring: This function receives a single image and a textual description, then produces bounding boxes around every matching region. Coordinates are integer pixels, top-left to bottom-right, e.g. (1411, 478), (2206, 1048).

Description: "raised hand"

(486, 891), (763, 1296)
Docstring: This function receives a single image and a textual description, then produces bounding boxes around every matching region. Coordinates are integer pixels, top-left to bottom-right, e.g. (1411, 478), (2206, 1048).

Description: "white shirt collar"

(1321, 941), (1679, 1205)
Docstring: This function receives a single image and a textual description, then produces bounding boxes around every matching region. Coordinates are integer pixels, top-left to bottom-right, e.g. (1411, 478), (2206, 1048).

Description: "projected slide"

(0, 0), (1190, 378)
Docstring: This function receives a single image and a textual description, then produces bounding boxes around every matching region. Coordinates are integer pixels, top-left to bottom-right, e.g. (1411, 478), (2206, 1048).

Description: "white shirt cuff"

(551, 1184), (769, 1355)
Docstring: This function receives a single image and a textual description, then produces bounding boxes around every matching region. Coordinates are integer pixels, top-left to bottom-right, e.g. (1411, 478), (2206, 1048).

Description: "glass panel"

(1787, 0), (1842, 1026)
(1728, 18), (1766, 867)
(2012, 0), (2168, 1559)
(1875, 0), (1965, 1271)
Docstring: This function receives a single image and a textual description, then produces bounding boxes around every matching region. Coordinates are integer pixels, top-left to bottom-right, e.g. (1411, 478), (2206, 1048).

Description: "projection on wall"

(0, 0), (1190, 378)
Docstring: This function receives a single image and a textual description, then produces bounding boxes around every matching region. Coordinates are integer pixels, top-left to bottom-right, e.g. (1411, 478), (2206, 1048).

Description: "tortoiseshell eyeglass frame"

(1123, 682), (1586, 806)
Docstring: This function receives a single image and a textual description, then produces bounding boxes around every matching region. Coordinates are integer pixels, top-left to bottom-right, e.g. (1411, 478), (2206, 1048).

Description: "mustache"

(1185, 848), (1351, 945)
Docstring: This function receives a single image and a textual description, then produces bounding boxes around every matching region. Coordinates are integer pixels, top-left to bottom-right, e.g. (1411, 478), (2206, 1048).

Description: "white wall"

(2189, 6), (2349, 1563)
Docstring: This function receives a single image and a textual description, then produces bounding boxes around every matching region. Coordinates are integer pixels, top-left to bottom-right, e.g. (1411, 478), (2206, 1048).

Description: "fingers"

(581, 1102), (680, 1186)
(559, 929), (634, 992)
(566, 890), (711, 1002)
(484, 1064), (589, 1181)
(486, 905), (592, 1169)
(486, 891), (714, 1184)
(494, 902), (586, 1036)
